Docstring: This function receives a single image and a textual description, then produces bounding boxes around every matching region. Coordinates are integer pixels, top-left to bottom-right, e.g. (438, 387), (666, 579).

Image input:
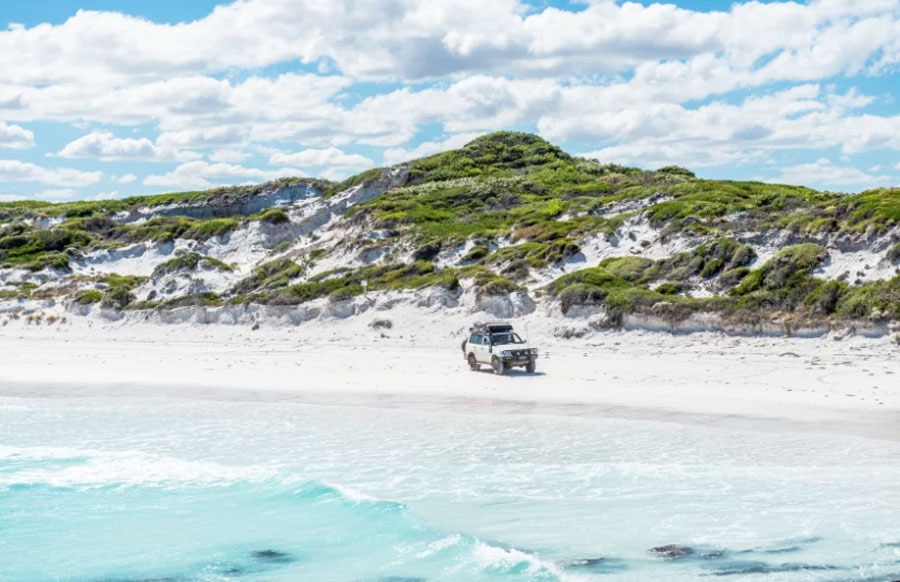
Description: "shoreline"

(3, 317), (899, 442)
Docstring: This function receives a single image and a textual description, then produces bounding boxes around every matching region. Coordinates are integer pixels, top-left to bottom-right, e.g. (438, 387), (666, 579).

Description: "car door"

(467, 333), (481, 361)
(478, 334), (492, 363)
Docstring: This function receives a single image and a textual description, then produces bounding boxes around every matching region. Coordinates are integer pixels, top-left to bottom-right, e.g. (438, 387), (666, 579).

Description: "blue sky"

(1, 0), (899, 202)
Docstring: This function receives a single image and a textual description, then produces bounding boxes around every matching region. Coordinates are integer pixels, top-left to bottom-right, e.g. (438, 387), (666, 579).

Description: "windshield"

(490, 332), (524, 345)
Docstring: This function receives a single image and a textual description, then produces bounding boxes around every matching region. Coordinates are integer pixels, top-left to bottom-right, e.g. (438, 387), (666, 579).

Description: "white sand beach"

(4, 312), (899, 441)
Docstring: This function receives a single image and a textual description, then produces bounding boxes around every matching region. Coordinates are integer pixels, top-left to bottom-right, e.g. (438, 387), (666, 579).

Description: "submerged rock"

(251, 549), (294, 563)
(561, 558), (604, 568)
(706, 561), (839, 576)
(649, 544), (695, 558)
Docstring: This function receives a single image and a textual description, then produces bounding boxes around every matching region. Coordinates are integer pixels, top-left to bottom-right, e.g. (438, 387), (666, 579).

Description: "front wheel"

(526, 359), (536, 373)
(492, 356), (505, 375)
(468, 353), (480, 371)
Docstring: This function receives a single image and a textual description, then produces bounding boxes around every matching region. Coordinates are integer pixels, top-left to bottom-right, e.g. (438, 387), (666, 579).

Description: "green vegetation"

(5, 131), (900, 328)
(97, 274), (146, 310)
(152, 252), (233, 278)
(251, 208), (290, 225)
(0, 226), (90, 270)
(0, 178), (329, 221)
(75, 289), (102, 305)
(229, 261), (519, 306)
(231, 258), (305, 294)
(406, 131), (572, 185)
(159, 292), (223, 309)
(461, 245), (490, 262)
(545, 241), (900, 325)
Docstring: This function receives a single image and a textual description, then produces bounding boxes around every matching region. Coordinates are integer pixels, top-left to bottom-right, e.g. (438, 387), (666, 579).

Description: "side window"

(470, 333), (481, 344)
(482, 335), (490, 345)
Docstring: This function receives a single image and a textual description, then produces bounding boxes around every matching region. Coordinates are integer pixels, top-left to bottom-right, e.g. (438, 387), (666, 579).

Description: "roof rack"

(469, 321), (514, 334)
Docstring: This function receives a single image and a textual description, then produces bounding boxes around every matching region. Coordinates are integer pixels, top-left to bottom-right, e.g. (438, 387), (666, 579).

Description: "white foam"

(0, 444), (277, 489)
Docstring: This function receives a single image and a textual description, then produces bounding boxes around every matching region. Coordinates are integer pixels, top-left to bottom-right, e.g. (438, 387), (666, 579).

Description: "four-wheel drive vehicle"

(462, 322), (538, 375)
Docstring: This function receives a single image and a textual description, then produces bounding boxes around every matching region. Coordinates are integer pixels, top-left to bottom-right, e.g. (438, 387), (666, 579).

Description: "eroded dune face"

(2, 133), (900, 338)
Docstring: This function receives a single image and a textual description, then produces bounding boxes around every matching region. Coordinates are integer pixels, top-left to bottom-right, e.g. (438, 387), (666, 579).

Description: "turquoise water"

(2, 394), (900, 582)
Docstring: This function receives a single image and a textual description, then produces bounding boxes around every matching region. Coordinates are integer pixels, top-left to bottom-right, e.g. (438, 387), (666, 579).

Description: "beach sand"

(3, 312), (899, 441)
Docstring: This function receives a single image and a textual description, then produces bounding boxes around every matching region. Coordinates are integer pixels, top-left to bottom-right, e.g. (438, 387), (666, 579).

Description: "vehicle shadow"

(471, 368), (546, 378)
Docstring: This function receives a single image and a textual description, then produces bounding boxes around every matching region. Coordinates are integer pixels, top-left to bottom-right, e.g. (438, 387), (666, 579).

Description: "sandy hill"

(2, 131), (900, 337)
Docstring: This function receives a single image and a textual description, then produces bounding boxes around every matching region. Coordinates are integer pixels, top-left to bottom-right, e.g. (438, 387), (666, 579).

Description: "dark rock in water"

(562, 558), (604, 568)
(707, 561), (839, 576)
(560, 556), (628, 573)
(763, 545), (801, 554)
(650, 544), (695, 558)
(251, 549), (294, 563)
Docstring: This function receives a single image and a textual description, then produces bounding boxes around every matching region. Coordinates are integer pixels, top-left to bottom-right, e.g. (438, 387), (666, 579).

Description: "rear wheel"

(492, 356), (505, 375)
(526, 359), (536, 373)
(468, 353), (479, 371)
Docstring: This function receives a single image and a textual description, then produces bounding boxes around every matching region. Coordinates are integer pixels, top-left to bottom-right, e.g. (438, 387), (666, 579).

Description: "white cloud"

(0, 0), (897, 191)
(0, 121), (35, 149)
(2, 0), (896, 85)
(0, 194), (26, 202)
(0, 160), (101, 186)
(266, 147), (374, 179)
(761, 158), (893, 191)
(33, 188), (78, 200)
(56, 130), (197, 161)
(143, 161), (305, 190)
(382, 132), (481, 165)
(209, 149), (250, 163)
(567, 84), (900, 170)
(116, 173), (137, 184)
(90, 191), (121, 200)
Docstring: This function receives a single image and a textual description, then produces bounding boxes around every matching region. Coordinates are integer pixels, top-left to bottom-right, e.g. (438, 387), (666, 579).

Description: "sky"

(1, 0), (899, 202)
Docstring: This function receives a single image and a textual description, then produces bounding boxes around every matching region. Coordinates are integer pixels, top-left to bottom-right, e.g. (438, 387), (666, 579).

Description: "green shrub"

(160, 292), (223, 309)
(655, 282), (685, 295)
(599, 256), (655, 282)
(152, 252), (232, 278)
(461, 245), (489, 262)
(76, 290), (102, 305)
(886, 242), (900, 264)
(231, 258), (304, 294)
(101, 287), (135, 310)
(253, 208), (290, 225)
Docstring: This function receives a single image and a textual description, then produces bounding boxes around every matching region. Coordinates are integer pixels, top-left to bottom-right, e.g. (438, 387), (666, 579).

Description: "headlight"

(501, 350), (512, 357)
(530, 348), (538, 354)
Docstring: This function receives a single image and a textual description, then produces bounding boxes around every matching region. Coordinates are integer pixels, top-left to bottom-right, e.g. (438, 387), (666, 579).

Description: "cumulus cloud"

(0, 0), (899, 194)
(382, 133), (481, 165)
(0, 160), (102, 186)
(116, 173), (137, 184)
(0, 121), (35, 149)
(90, 191), (121, 200)
(209, 149), (251, 163)
(571, 85), (900, 170)
(56, 130), (197, 161)
(760, 158), (894, 191)
(266, 147), (374, 179)
(143, 161), (305, 190)
(33, 188), (78, 200)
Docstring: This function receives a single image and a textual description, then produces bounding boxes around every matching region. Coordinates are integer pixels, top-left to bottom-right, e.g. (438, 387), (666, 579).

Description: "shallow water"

(2, 394), (900, 582)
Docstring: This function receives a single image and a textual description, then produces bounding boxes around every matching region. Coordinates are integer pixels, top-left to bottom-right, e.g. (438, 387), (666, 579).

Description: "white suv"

(462, 322), (538, 375)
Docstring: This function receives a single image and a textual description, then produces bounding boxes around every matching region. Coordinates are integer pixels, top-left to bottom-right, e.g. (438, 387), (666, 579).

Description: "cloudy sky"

(1, 0), (899, 202)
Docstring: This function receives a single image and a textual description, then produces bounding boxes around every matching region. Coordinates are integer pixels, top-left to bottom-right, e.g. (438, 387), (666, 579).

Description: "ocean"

(2, 392), (899, 582)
